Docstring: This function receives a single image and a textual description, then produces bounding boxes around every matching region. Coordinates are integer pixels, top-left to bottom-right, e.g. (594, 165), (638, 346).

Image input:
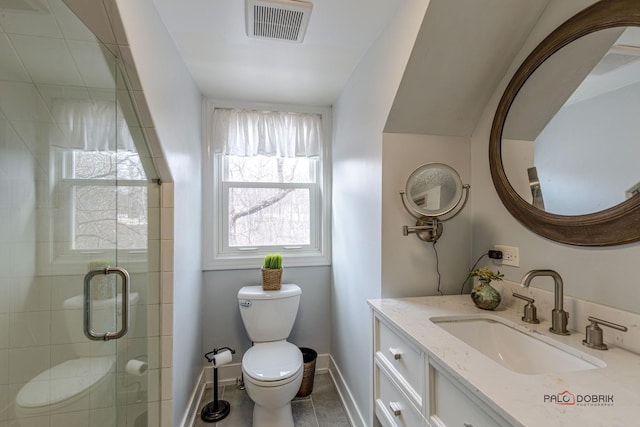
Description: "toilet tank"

(63, 292), (139, 356)
(238, 284), (302, 342)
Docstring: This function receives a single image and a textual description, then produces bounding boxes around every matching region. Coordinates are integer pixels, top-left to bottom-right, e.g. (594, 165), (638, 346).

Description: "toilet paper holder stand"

(202, 346), (236, 423)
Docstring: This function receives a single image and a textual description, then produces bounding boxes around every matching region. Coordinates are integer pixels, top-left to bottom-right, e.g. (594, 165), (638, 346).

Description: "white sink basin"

(431, 315), (605, 375)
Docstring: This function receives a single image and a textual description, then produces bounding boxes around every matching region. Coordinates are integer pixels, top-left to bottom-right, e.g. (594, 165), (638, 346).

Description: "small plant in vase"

(469, 267), (503, 310)
(262, 253), (283, 290)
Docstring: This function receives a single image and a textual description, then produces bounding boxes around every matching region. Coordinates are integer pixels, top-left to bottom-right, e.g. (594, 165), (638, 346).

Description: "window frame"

(202, 100), (332, 270)
(45, 148), (150, 275)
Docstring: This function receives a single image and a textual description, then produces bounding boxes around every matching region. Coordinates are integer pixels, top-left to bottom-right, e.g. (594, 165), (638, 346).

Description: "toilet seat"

(242, 342), (302, 387)
(16, 356), (115, 411)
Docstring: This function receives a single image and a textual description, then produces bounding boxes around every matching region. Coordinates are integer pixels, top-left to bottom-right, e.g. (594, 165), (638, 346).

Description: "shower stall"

(0, 0), (161, 425)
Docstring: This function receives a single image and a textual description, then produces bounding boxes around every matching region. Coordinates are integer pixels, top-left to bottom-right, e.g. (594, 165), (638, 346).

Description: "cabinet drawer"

(431, 367), (507, 427)
(376, 367), (426, 427)
(377, 320), (423, 398)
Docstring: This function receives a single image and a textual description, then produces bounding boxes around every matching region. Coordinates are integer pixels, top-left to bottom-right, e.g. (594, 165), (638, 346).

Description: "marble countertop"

(368, 285), (640, 427)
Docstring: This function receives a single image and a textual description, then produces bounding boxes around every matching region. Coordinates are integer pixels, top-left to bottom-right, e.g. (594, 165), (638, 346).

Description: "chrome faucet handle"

(582, 316), (627, 350)
(513, 293), (540, 324)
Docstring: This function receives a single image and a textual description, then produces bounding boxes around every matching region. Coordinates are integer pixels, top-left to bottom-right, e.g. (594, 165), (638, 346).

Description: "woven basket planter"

(261, 268), (283, 290)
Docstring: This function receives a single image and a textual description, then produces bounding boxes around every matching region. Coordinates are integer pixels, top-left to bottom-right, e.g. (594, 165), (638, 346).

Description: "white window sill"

(203, 253), (331, 271)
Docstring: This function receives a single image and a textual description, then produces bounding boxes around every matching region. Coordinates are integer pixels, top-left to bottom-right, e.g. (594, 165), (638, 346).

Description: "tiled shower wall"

(61, 0), (178, 421)
(0, 70), (167, 427)
(0, 108), (38, 424)
(0, 0), (175, 424)
(159, 182), (174, 426)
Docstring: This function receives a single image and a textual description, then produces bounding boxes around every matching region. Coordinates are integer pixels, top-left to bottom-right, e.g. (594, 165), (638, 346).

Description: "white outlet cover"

(494, 245), (519, 267)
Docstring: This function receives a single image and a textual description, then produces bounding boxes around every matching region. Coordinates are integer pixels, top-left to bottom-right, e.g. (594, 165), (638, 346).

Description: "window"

(53, 149), (149, 262)
(203, 102), (331, 269)
(37, 96), (152, 275)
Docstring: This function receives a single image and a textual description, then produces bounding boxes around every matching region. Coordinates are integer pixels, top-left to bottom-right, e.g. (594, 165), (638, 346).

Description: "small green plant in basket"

(263, 253), (283, 270)
(262, 253), (283, 290)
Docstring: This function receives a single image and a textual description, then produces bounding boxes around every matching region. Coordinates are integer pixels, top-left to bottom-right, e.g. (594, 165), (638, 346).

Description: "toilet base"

(252, 401), (294, 427)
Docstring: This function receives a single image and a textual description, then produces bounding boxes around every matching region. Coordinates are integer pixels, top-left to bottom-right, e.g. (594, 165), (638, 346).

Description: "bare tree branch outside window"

(225, 155), (314, 247)
(59, 150), (148, 251)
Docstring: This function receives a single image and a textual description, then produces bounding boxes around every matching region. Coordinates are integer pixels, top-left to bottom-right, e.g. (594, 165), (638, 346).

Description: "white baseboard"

(179, 368), (207, 427)
(329, 355), (367, 427)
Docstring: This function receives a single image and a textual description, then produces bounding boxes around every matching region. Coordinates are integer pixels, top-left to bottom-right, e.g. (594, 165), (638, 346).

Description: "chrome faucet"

(522, 269), (570, 335)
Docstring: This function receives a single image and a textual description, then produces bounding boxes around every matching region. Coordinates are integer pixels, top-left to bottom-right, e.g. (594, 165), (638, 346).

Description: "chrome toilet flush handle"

(582, 316), (627, 350)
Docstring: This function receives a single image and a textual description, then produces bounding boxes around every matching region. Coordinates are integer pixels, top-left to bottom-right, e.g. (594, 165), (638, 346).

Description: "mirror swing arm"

(400, 183), (470, 243)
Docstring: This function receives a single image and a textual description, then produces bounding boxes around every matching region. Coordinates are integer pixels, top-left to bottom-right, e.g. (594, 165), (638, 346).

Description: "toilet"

(238, 284), (303, 427)
(14, 292), (138, 420)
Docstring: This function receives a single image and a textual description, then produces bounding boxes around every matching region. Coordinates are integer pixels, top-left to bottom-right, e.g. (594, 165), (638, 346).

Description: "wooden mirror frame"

(489, 0), (640, 246)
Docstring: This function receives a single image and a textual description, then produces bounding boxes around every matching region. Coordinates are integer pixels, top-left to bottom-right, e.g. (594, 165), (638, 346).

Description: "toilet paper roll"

(125, 359), (148, 376)
(211, 350), (233, 368)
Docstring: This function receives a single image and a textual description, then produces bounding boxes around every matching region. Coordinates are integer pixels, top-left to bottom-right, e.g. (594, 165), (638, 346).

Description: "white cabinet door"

(430, 365), (511, 427)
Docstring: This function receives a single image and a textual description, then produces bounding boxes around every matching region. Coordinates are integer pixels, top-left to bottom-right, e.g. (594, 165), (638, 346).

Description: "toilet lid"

(16, 356), (115, 408)
(243, 342), (302, 382)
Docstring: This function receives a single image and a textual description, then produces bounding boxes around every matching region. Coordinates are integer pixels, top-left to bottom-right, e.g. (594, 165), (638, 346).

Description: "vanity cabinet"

(429, 360), (511, 427)
(374, 317), (427, 427)
(373, 312), (512, 427)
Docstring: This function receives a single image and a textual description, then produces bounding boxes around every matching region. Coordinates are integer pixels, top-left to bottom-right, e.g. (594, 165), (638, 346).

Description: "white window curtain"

(50, 99), (136, 152)
(212, 108), (321, 158)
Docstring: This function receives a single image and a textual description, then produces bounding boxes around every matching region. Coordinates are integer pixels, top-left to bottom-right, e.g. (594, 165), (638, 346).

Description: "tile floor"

(194, 373), (351, 427)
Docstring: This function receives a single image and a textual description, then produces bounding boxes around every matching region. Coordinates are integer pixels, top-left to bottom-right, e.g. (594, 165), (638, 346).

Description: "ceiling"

(151, 0), (403, 106)
(152, 0), (562, 137)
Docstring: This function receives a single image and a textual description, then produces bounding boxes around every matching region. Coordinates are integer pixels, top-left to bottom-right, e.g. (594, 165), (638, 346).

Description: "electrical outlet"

(494, 245), (519, 267)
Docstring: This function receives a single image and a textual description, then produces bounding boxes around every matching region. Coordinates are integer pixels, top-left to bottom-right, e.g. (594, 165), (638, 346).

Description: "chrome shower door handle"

(84, 267), (130, 341)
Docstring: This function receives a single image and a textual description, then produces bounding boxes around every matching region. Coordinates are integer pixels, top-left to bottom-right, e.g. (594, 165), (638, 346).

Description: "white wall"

(381, 133), (471, 297)
(471, 0), (640, 315)
(114, 1), (203, 425)
(202, 267), (331, 361)
(331, 1), (430, 425)
(536, 82), (640, 215)
(502, 138), (535, 204)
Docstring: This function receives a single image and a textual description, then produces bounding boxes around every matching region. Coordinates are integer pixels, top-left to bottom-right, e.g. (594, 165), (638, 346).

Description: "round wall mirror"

(405, 163), (463, 218)
(489, 0), (640, 246)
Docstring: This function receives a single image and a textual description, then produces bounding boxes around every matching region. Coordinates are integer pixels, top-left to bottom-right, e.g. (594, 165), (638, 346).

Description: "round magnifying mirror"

(405, 163), (463, 217)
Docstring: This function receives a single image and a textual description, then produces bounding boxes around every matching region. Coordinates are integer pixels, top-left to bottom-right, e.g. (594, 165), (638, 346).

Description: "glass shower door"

(0, 0), (160, 425)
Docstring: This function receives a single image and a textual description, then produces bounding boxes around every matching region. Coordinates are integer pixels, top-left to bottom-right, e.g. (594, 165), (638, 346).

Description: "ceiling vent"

(245, 0), (312, 43)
